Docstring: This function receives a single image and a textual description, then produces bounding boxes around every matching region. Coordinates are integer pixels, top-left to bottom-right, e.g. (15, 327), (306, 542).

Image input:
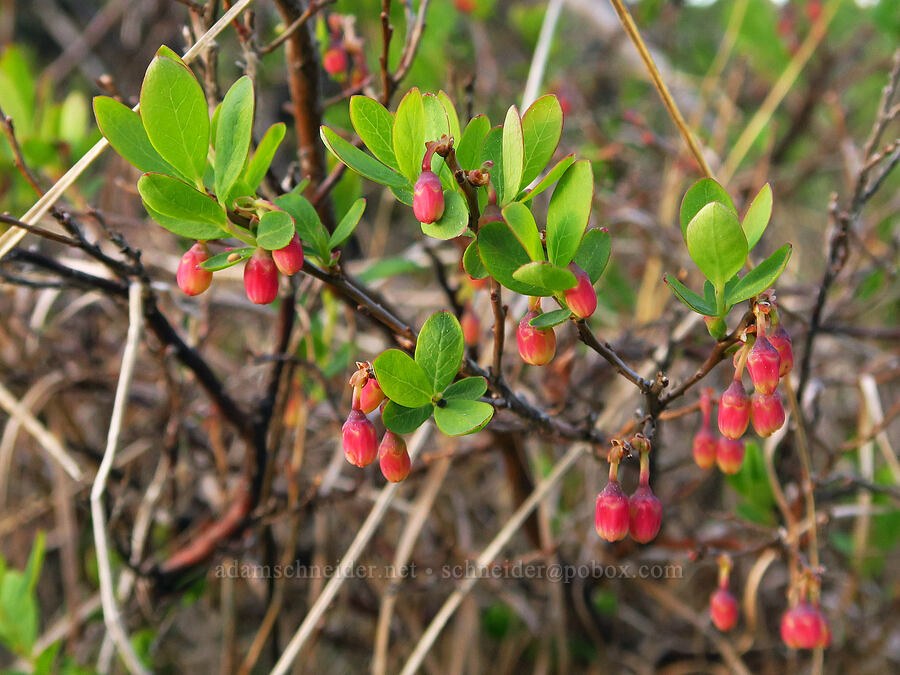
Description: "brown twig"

(259, 0), (335, 55)
(575, 320), (651, 393)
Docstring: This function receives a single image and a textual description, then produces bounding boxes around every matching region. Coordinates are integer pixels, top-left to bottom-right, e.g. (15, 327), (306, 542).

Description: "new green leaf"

(443, 376), (488, 400)
(726, 244), (792, 305)
(685, 201), (748, 292)
(320, 126), (409, 189)
(477, 221), (546, 296)
(663, 274), (717, 316)
(502, 202), (543, 261)
(382, 400), (434, 434)
(415, 311), (464, 394)
(329, 197), (366, 249)
(519, 154), (575, 203)
(198, 247), (254, 271)
(393, 88), (425, 182)
(433, 399), (493, 436)
(138, 173), (227, 239)
(501, 105), (524, 205)
(373, 349), (434, 408)
(512, 261), (576, 292)
(463, 239), (488, 279)
(214, 76), (254, 207)
(573, 228), (611, 283)
(421, 191), (468, 240)
(275, 191), (330, 261)
(93, 96), (180, 176)
(546, 160), (593, 267)
(349, 95), (397, 169)
(256, 210), (295, 250)
(528, 309), (572, 328)
(456, 114), (490, 170)
(679, 178), (736, 240)
(741, 183), (772, 250)
(521, 95), (563, 188)
(245, 122), (286, 190)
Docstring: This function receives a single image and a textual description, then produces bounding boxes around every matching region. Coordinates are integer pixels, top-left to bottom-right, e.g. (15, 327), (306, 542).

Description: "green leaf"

(443, 376), (488, 400)
(663, 274), (717, 315)
(198, 247), (254, 271)
(501, 106), (524, 205)
(274, 192), (330, 261)
(320, 126), (409, 189)
(573, 228), (611, 284)
(349, 95), (398, 169)
(481, 126), (504, 202)
(433, 399), (493, 436)
(210, 102), (221, 150)
(679, 178), (736, 240)
(138, 173), (227, 239)
(741, 183), (772, 250)
(521, 95), (563, 188)
(423, 94), (453, 187)
(726, 244), (792, 305)
(502, 202), (543, 261)
(512, 261), (576, 292)
(519, 154), (575, 203)
(256, 210), (295, 250)
(373, 349), (434, 408)
(214, 76), (254, 206)
(156, 44), (186, 65)
(23, 531), (45, 594)
(144, 205), (226, 240)
(390, 184), (414, 206)
(437, 91), (461, 144)
(245, 122), (286, 190)
(382, 400), (433, 434)
(139, 55), (209, 184)
(415, 311), (464, 394)
(0, 46), (36, 136)
(93, 96), (180, 176)
(685, 201), (748, 292)
(463, 239), (488, 279)
(393, 88), (425, 182)
(456, 114), (490, 171)
(528, 309), (572, 328)
(477, 221), (546, 296)
(421, 191), (468, 239)
(546, 160), (593, 267)
(329, 197), (365, 249)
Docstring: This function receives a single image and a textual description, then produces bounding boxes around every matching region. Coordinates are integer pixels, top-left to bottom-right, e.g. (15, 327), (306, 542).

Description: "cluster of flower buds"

(692, 389), (745, 475)
(342, 364), (411, 482)
(517, 297), (557, 366)
(709, 555), (739, 632)
(780, 574), (830, 650)
(595, 435), (662, 544)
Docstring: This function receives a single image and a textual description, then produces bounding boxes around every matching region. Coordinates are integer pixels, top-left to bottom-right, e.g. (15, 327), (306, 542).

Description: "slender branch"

(0, 107), (45, 196)
(259, 0), (334, 55)
(489, 279), (505, 380)
(575, 319), (651, 393)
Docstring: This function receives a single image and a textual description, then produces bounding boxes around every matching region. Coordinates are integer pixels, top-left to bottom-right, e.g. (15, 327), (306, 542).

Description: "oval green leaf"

(320, 126), (409, 189)
(143, 204), (226, 240)
(93, 96), (180, 177)
(443, 376), (488, 401)
(415, 311), (464, 394)
(456, 114), (490, 171)
(437, 91), (461, 144)
(663, 274), (717, 316)
(329, 197), (366, 249)
(274, 192), (330, 261)
(256, 210), (295, 250)
(477, 220), (547, 296)
(685, 201), (748, 291)
(528, 308), (572, 328)
(245, 122), (286, 191)
(512, 261), (576, 292)
(726, 243), (792, 305)
(519, 153), (575, 203)
(501, 105), (524, 206)
(373, 349), (434, 408)
(421, 191), (468, 240)
(679, 178), (736, 240)
(546, 160), (593, 268)
(214, 76), (254, 206)
(382, 400), (434, 434)
(393, 88), (425, 182)
(433, 399), (494, 436)
(198, 247), (254, 271)
(138, 173), (227, 230)
(349, 95), (397, 169)
(463, 239), (488, 279)
(501, 202), (543, 262)
(741, 183), (772, 251)
(573, 228), (611, 284)
(521, 94), (563, 188)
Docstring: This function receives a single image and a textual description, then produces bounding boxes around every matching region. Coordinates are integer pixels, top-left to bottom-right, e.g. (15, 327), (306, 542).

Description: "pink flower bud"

(750, 391), (785, 437)
(716, 437), (745, 475)
(359, 378), (386, 415)
(718, 380), (750, 439)
(516, 310), (556, 366)
(379, 431), (411, 482)
(563, 263), (597, 319)
(693, 427), (717, 470)
(769, 324), (793, 377)
(272, 233), (304, 276)
(628, 485), (662, 543)
(342, 409), (378, 467)
(710, 588), (739, 632)
(176, 242), (213, 296)
(747, 335), (781, 395)
(413, 170), (444, 224)
(595, 480), (630, 542)
(323, 47), (347, 75)
(461, 309), (480, 346)
(243, 248), (279, 304)
(780, 602), (827, 650)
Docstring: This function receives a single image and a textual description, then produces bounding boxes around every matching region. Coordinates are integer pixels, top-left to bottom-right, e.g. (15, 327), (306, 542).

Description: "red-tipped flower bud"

(272, 233), (304, 276)
(244, 248), (279, 305)
(595, 480), (630, 542)
(629, 485), (662, 543)
(176, 242), (213, 296)
(359, 378), (386, 415)
(323, 47), (347, 75)
(413, 170), (444, 224)
(342, 409), (378, 467)
(516, 310), (556, 366)
(769, 324), (793, 377)
(461, 308), (481, 346)
(780, 602), (827, 650)
(710, 588), (739, 631)
(751, 391), (785, 437)
(747, 335), (781, 395)
(718, 380), (750, 440)
(716, 437), (745, 475)
(693, 427), (717, 470)
(379, 431), (411, 482)
(563, 264), (597, 319)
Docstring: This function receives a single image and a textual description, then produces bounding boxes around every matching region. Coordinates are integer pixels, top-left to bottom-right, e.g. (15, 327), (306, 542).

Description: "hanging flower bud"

(359, 378), (386, 415)
(768, 324), (794, 377)
(379, 431), (411, 482)
(710, 555), (739, 631)
(629, 436), (662, 543)
(692, 389), (717, 469)
(243, 248), (279, 305)
(323, 46), (348, 75)
(176, 242), (213, 296)
(272, 233), (304, 276)
(718, 379), (751, 440)
(751, 391), (786, 437)
(716, 437), (745, 475)
(747, 335), (781, 395)
(563, 263), (597, 319)
(342, 408), (378, 467)
(517, 308), (556, 366)
(595, 441), (630, 542)
(413, 171), (444, 224)
(780, 602), (827, 650)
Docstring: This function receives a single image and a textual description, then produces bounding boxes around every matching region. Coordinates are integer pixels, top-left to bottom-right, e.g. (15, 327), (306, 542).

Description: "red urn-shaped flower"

(563, 263), (597, 319)
(716, 437), (745, 475)
(359, 378), (386, 415)
(413, 170), (444, 223)
(379, 430), (411, 482)
(751, 391), (785, 437)
(272, 232), (304, 276)
(517, 308), (556, 366)
(692, 389), (717, 469)
(176, 242), (213, 296)
(628, 435), (662, 544)
(244, 248), (279, 305)
(595, 442), (629, 542)
(768, 324), (794, 377)
(710, 588), (739, 631)
(342, 408), (378, 467)
(718, 379), (750, 440)
(747, 334), (781, 395)
(323, 46), (348, 75)
(781, 602), (827, 650)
